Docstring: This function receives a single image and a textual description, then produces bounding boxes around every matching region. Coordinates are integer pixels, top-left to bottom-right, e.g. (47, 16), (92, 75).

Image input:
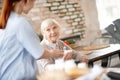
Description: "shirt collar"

(44, 39), (58, 49)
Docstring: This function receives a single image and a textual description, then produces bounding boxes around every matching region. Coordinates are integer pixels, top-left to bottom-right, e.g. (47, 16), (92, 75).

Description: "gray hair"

(40, 19), (61, 35)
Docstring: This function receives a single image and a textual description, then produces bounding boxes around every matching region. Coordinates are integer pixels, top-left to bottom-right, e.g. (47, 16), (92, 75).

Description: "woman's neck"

(13, 1), (24, 14)
(44, 39), (57, 44)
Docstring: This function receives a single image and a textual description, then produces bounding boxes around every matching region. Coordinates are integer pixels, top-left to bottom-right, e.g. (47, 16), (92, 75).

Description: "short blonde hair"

(40, 19), (61, 35)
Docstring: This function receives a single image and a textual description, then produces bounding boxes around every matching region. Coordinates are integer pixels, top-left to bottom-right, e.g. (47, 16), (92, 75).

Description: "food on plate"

(78, 50), (92, 55)
(65, 67), (90, 78)
(37, 70), (72, 80)
(83, 44), (110, 50)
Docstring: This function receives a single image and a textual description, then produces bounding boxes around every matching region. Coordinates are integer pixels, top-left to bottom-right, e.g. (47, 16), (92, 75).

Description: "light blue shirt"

(0, 12), (44, 80)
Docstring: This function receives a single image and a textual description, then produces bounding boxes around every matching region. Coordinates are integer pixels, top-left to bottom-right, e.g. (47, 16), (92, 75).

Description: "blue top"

(0, 12), (44, 80)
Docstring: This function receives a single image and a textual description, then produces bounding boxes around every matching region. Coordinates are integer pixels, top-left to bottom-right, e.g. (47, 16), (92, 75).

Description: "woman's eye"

(53, 26), (57, 29)
(46, 29), (50, 31)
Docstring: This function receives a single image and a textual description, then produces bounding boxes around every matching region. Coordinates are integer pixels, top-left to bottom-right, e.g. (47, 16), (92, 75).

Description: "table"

(74, 44), (120, 67)
(87, 44), (120, 61)
(87, 44), (120, 67)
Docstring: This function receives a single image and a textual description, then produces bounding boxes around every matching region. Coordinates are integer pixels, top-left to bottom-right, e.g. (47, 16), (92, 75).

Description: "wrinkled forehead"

(41, 19), (61, 34)
(46, 23), (59, 29)
(42, 22), (60, 30)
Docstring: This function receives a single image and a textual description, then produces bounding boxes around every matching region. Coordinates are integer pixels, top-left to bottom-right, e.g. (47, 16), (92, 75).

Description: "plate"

(69, 44), (79, 49)
(78, 50), (93, 55)
(83, 44), (110, 51)
(65, 67), (90, 78)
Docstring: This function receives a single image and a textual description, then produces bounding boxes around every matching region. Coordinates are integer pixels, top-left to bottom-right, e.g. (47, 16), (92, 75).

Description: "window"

(96, 0), (120, 30)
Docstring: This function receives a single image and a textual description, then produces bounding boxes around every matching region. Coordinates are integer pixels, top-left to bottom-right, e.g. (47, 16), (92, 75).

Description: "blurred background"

(0, 0), (120, 68)
(1, 0), (120, 44)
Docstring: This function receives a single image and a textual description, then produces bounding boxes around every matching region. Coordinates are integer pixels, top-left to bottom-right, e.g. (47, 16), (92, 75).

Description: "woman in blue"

(0, 0), (72, 80)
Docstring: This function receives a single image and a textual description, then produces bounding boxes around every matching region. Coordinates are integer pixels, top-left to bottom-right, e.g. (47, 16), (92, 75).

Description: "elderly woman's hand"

(80, 56), (89, 63)
(63, 50), (73, 60)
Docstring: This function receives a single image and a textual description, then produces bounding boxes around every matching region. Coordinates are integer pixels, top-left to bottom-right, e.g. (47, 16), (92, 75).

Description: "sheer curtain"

(96, 0), (120, 30)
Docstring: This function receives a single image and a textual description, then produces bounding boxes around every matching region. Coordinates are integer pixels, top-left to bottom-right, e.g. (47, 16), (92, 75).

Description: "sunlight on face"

(43, 23), (60, 43)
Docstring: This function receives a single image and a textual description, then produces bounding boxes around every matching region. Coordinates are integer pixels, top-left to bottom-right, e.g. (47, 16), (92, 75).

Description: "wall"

(79, 0), (101, 45)
(0, 0), (101, 45)
(26, 0), (86, 39)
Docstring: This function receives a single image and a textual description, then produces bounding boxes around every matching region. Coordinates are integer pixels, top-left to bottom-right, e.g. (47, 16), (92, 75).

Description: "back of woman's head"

(0, 0), (23, 29)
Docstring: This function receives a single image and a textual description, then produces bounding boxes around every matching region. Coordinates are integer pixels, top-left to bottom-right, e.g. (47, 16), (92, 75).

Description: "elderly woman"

(37, 19), (88, 72)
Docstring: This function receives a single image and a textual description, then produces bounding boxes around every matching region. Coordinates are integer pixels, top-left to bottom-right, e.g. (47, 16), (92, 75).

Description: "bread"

(37, 70), (71, 80)
(83, 44), (110, 50)
(78, 50), (92, 55)
(65, 67), (90, 78)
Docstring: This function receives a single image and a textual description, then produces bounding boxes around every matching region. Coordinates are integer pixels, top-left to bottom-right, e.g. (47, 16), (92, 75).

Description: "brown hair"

(0, 0), (23, 29)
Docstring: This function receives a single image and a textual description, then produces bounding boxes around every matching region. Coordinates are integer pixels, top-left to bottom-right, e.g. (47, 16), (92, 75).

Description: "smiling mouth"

(50, 34), (58, 37)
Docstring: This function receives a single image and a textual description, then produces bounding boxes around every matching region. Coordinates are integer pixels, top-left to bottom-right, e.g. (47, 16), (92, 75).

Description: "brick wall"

(0, 0), (86, 39)
(0, 0), (101, 44)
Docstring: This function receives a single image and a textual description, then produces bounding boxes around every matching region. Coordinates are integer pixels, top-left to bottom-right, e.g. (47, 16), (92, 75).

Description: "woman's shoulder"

(58, 40), (65, 45)
(40, 40), (51, 49)
(40, 40), (47, 47)
(14, 16), (33, 31)
(8, 14), (29, 30)
(10, 12), (30, 26)
(17, 16), (30, 25)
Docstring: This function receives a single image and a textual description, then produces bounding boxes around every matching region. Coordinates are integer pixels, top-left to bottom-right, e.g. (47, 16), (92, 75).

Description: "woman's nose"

(50, 30), (55, 33)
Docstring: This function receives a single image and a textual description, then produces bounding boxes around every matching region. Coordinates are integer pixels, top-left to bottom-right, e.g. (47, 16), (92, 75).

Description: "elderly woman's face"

(43, 23), (60, 43)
